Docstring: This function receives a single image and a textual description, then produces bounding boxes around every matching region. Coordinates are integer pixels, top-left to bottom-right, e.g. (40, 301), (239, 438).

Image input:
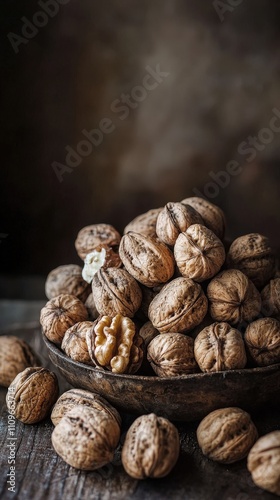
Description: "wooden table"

(0, 302), (279, 500)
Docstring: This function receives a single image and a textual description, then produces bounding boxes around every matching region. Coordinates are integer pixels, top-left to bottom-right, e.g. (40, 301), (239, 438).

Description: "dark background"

(1, 0), (280, 299)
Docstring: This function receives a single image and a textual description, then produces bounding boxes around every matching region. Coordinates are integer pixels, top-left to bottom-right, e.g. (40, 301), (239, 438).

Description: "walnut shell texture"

(181, 196), (226, 240)
(51, 405), (120, 470)
(174, 224), (226, 282)
(6, 367), (59, 424)
(147, 332), (198, 377)
(40, 294), (88, 345)
(61, 321), (95, 365)
(156, 202), (203, 246)
(124, 208), (162, 238)
(121, 413), (180, 479)
(45, 264), (90, 302)
(0, 336), (40, 387)
(197, 407), (258, 464)
(75, 224), (121, 260)
(194, 322), (247, 372)
(261, 278), (280, 320)
(247, 431), (280, 496)
(148, 277), (208, 333)
(244, 317), (280, 366)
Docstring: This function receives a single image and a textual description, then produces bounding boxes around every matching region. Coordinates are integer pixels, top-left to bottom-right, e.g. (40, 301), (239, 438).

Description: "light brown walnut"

(181, 196), (226, 240)
(121, 413), (180, 479)
(194, 322), (247, 372)
(197, 407), (258, 464)
(0, 336), (40, 387)
(148, 277), (208, 333)
(247, 431), (280, 496)
(6, 367), (59, 424)
(244, 317), (280, 367)
(261, 278), (280, 320)
(40, 294), (88, 345)
(174, 224), (225, 282)
(61, 321), (95, 365)
(45, 264), (90, 302)
(207, 269), (261, 326)
(51, 405), (121, 470)
(124, 208), (162, 238)
(156, 202), (203, 246)
(75, 224), (121, 260)
(147, 332), (198, 377)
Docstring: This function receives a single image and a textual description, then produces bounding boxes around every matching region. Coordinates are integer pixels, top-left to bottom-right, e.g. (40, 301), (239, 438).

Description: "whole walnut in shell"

(52, 405), (121, 470)
(156, 202), (203, 246)
(119, 232), (175, 287)
(174, 224), (226, 282)
(261, 278), (280, 320)
(181, 196), (226, 240)
(247, 431), (280, 496)
(61, 321), (95, 365)
(45, 264), (90, 302)
(51, 388), (121, 427)
(124, 207), (162, 238)
(148, 277), (208, 333)
(6, 367), (59, 424)
(91, 267), (142, 318)
(40, 294), (88, 345)
(207, 269), (261, 326)
(244, 317), (280, 367)
(121, 413), (180, 479)
(194, 322), (247, 372)
(197, 407), (258, 464)
(227, 233), (275, 289)
(75, 223), (121, 260)
(147, 332), (198, 377)
(0, 336), (40, 387)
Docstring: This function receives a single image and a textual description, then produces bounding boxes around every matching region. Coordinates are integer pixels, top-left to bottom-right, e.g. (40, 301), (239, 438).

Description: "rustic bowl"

(43, 335), (280, 422)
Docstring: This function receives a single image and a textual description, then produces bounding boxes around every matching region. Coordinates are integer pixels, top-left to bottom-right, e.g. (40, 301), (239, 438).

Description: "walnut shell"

(91, 267), (142, 318)
(227, 233), (275, 289)
(148, 277), (208, 333)
(181, 196), (226, 240)
(194, 322), (247, 372)
(45, 264), (91, 302)
(6, 367), (59, 424)
(51, 388), (121, 427)
(156, 202), (203, 246)
(121, 413), (180, 479)
(244, 317), (280, 367)
(61, 321), (95, 365)
(40, 294), (88, 345)
(147, 332), (198, 377)
(139, 321), (159, 348)
(207, 269), (261, 326)
(247, 431), (280, 496)
(0, 336), (40, 387)
(261, 278), (280, 320)
(84, 292), (99, 320)
(124, 207), (162, 238)
(51, 405), (121, 470)
(119, 232), (175, 287)
(197, 407), (258, 464)
(75, 224), (121, 260)
(174, 224), (226, 282)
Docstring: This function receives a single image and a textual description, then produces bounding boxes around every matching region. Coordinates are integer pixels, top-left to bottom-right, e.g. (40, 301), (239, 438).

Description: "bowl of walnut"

(41, 197), (280, 421)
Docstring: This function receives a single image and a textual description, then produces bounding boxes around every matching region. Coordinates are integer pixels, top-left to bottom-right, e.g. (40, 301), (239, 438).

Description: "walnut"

(124, 207), (162, 238)
(51, 405), (121, 470)
(91, 267), (142, 318)
(147, 332), (198, 377)
(6, 367), (59, 424)
(86, 314), (143, 374)
(247, 431), (280, 496)
(181, 196), (226, 240)
(75, 223), (121, 260)
(227, 233), (275, 289)
(148, 277), (208, 333)
(61, 321), (95, 365)
(156, 202), (203, 246)
(84, 292), (99, 320)
(45, 264), (90, 302)
(197, 407), (258, 464)
(40, 294), (88, 345)
(261, 278), (280, 320)
(121, 413), (180, 479)
(139, 321), (159, 348)
(207, 269), (261, 326)
(244, 317), (280, 367)
(194, 322), (247, 372)
(174, 224), (226, 282)
(51, 388), (121, 427)
(119, 232), (175, 287)
(82, 245), (122, 284)
(0, 336), (40, 388)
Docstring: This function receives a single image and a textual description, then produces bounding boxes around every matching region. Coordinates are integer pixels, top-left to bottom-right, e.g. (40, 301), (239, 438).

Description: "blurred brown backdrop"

(1, 0), (280, 298)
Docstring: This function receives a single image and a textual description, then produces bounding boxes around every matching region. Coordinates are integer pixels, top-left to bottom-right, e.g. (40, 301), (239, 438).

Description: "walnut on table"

(247, 431), (280, 496)
(0, 336), (40, 388)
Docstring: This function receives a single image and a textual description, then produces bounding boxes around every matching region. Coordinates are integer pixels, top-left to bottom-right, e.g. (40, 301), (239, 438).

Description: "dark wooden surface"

(0, 303), (280, 500)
